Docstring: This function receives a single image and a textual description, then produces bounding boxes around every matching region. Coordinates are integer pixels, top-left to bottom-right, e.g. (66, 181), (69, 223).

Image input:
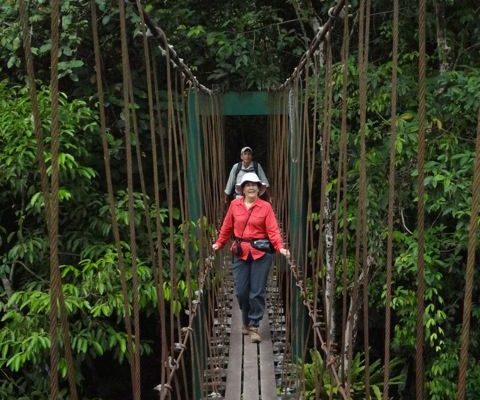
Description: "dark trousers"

(232, 252), (273, 328)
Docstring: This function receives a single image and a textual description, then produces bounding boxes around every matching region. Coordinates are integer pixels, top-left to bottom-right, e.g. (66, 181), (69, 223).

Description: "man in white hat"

(224, 146), (269, 203)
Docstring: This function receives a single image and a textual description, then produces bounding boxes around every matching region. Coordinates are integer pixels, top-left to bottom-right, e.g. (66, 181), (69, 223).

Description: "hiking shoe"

(242, 325), (249, 335)
(248, 327), (261, 343)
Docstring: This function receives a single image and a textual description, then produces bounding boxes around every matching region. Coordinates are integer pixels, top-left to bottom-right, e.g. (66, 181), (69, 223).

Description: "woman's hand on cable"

(212, 243), (220, 251)
(280, 248), (290, 259)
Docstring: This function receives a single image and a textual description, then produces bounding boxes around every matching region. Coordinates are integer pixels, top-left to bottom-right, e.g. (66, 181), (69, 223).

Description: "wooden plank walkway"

(225, 299), (277, 400)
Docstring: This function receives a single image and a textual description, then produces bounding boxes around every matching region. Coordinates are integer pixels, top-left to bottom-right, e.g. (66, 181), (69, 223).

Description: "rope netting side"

(415, 0), (427, 397)
(268, 48), (349, 398)
(267, 1), (379, 398)
(90, 1), (225, 398)
(19, 0), (79, 398)
(270, 0), (478, 398)
(268, 4), (363, 398)
(18, 0), (480, 398)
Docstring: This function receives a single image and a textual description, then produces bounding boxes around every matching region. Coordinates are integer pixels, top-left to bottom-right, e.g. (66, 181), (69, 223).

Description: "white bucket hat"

(235, 172), (267, 195)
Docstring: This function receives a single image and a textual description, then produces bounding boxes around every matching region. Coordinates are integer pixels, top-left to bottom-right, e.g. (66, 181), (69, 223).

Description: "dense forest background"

(1, 0), (480, 399)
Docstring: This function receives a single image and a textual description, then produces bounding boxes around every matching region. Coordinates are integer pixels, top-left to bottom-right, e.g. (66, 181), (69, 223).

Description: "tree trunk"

(341, 256), (373, 376)
(324, 196), (336, 348)
(434, 1), (451, 73)
(2, 277), (13, 298)
(342, 281), (361, 376)
(290, 0), (322, 43)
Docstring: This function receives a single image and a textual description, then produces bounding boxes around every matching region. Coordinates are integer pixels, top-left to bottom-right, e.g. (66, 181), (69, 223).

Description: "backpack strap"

(229, 162), (243, 196)
(229, 161), (259, 196)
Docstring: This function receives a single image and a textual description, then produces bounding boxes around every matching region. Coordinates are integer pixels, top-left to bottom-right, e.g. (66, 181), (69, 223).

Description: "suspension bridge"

(13, 0), (480, 399)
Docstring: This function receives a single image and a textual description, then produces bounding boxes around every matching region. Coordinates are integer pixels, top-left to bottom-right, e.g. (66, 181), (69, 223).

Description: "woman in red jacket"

(212, 172), (290, 343)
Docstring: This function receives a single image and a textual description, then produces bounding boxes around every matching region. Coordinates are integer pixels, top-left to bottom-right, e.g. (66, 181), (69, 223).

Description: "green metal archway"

(186, 90), (307, 398)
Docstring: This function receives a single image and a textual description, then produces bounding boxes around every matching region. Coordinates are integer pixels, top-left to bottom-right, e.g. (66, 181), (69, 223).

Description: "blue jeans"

(232, 253), (273, 328)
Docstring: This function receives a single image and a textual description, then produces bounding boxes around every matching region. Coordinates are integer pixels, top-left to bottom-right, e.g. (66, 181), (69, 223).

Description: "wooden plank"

(225, 302), (242, 399)
(224, 289), (277, 399)
(259, 316), (277, 399)
(243, 325), (260, 399)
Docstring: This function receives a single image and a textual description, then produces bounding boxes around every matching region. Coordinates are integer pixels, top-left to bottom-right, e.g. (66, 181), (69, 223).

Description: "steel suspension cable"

(291, 76), (306, 270)
(269, 90), (289, 223)
(337, 0), (351, 384)
(307, 59), (320, 356)
(383, 0), (400, 397)
(171, 75), (189, 400)
(305, 59), (318, 311)
(126, 77), (157, 272)
(89, 2), (138, 397)
(49, 0), (67, 394)
(136, 5), (226, 397)
(18, 1), (60, 396)
(176, 79), (191, 400)
(19, 0), (79, 398)
(267, 89), (290, 393)
(456, 109), (480, 400)
(201, 105), (228, 395)
(150, 46), (170, 397)
(360, 2), (372, 397)
(171, 77), (192, 400)
(301, 60), (326, 396)
(135, 4), (195, 397)
(118, 1), (142, 396)
(173, 82), (187, 221)
(277, 73), (349, 400)
(416, 0), (428, 397)
(152, 20), (189, 394)
(276, 94), (298, 393)
(345, 0), (371, 394)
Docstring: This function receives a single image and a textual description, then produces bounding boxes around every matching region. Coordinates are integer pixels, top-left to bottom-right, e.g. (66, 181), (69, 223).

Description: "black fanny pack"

(251, 238), (275, 253)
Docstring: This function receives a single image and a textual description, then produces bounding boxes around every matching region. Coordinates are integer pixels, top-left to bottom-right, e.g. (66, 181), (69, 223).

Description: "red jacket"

(214, 197), (283, 260)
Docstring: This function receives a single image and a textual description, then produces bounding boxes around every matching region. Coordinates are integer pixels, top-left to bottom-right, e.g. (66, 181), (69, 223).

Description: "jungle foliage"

(0, 0), (479, 398)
